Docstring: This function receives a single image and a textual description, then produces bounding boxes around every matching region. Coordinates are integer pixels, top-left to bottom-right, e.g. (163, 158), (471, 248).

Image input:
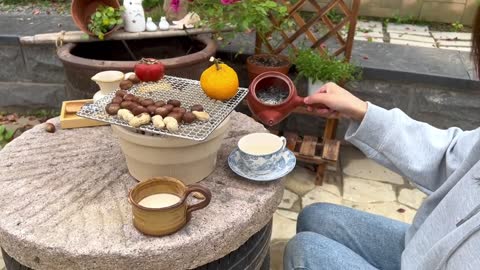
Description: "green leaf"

(117, 18), (123, 25)
(4, 129), (14, 141)
(95, 11), (101, 18)
(0, 125), (5, 135)
(110, 18), (117, 25)
(103, 18), (110, 26)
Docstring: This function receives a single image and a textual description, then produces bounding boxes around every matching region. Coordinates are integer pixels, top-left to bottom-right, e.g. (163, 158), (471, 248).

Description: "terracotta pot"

(112, 116), (230, 184)
(246, 54), (291, 82)
(129, 177), (211, 236)
(71, 0), (121, 36)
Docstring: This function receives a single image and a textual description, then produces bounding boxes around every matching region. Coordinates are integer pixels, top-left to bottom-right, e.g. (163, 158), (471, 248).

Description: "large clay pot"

(246, 54), (291, 82)
(111, 116), (230, 184)
(71, 0), (121, 36)
(57, 35), (217, 99)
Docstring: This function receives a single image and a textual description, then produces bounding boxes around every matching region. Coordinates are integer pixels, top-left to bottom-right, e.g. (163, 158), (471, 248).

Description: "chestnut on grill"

(147, 105), (158, 115)
(163, 104), (175, 112)
(190, 104), (204, 112)
(172, 107), (187, 114)
(168, 112), (184, 123)
(120, 80), (133, 90)
(132, 105), (148, 116)
(182, 112), (196, 124)
(167, 99), (181, 107)
(141, 99), (155, 107)
(124, 94), (135, 101)
(154, 100), (166, 107)
(154, 107), (170, 117)
(111, 96), (123, 104)
(115, 90), (128, 98)
(120, 100), (133, 109)
(106, 103), (120, 115)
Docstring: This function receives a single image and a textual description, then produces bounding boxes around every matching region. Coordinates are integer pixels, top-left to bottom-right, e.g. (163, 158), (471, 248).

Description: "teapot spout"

(256, 110), (286, 127)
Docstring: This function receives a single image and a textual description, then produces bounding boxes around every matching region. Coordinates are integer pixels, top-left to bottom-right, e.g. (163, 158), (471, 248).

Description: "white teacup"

(237, 133), (287, 175)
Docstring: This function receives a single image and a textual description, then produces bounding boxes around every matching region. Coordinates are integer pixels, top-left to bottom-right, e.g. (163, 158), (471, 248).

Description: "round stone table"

(0, 112), (284, 270)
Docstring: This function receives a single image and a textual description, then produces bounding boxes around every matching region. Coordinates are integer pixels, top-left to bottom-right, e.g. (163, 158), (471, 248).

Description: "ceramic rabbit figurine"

(159, 17), (170, 31)
(123, 0), (146, 32)
(146, 17), (158, 31)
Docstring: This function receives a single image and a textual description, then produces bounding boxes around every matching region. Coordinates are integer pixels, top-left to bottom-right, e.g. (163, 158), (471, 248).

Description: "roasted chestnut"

(120, 100), (132, 109)
(106, 103), (121, 115)
(141, 98), (155, 107)
(167, 99), (181, 107)
(128, 74), (141, 84)
(132, 105), (148, 116)
(115, 90), (128, 98)
(190, 104), (204, 112)
(168, 112), (184, 123)
(124, 94), (135, 101)
(120, 80), (133, 90)
(128, 102), (140, 111)
(163, 104), (175, 112)
(154, 100), (166, 107)
(173, 107), (187, 114)
(111, 96), (123, 104)
(147, 105), (158, 115)
(154, 107), (170, 117)
(182, 112), (196, 124)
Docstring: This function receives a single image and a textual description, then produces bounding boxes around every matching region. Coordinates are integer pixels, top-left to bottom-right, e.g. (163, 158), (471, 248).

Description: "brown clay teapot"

(247, 71), (316, 126)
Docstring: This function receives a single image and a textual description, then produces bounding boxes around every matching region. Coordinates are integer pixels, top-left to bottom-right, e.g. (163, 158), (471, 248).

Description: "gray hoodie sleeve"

(345, 102), (480, 193)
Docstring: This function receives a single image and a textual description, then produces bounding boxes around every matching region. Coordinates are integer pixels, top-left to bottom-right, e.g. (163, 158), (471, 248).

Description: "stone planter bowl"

(111, 116), (230, 184)
(57, 35), (217, 99)
(71, 0), (121, 36)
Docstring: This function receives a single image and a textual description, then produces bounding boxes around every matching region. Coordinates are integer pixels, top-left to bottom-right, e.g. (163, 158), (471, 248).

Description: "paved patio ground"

(269, 145), (426, 270)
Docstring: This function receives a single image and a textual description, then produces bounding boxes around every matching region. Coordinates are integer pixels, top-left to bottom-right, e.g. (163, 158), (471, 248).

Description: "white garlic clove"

(152, 115), (165, 129)
(192, 111), (210, 121)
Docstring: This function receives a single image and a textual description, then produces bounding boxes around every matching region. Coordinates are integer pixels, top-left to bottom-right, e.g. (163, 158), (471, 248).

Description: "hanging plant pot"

(307, 78), (325, 96)
(246, 54), (291, 82)
(71, 0), (121, 37)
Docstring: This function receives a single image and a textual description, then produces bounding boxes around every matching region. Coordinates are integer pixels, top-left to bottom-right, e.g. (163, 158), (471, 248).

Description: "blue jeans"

(284, 203), (409, 270)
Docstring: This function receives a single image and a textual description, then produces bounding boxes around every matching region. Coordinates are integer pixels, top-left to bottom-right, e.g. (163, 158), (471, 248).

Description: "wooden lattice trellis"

(256, 0), (360, 61)
(259, 0), (361, 185)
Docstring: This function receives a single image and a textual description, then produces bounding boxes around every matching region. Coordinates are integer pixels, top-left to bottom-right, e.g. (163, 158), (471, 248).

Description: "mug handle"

(185, 184), (212, 219)
(280, 136), (287, 151)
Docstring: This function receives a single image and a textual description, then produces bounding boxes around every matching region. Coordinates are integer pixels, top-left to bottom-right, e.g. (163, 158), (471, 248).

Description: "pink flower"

(170, 0), (180, 12)
(221, 0), (241, 5)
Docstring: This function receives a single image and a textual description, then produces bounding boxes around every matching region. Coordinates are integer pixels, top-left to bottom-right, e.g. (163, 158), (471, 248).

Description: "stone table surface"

(0, 111), (284, 270)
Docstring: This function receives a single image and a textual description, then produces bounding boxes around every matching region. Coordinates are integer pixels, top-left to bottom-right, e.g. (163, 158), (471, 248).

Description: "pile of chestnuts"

(104, 90), (210, 132)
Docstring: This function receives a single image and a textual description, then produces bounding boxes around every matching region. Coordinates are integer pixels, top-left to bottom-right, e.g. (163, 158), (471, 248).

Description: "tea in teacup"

(237, 133), (286, 174)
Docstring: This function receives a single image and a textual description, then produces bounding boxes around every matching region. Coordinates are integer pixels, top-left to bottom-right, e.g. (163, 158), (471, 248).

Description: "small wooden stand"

(255, 0), (360, 185)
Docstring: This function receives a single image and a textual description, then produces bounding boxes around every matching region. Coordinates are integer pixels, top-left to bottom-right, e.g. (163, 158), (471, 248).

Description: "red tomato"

(134, 58), (165, 82)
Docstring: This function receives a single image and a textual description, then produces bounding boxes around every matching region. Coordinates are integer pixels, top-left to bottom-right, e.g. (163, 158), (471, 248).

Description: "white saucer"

(228, 148), (296, 182)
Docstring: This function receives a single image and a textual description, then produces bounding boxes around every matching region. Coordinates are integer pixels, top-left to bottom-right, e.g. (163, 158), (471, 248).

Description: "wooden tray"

(60, 99), (108, 129)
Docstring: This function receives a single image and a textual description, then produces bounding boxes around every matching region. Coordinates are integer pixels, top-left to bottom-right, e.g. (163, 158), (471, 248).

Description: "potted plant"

(189, 0), (292, 81)
(71, 0), (124, 39)
(294, 48), (360, 95)
(88, 5), (125, 40)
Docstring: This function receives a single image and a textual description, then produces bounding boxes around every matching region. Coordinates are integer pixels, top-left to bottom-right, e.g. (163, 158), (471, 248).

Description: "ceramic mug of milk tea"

(237, 132), (287, 175)
(128, 176), (211, 236)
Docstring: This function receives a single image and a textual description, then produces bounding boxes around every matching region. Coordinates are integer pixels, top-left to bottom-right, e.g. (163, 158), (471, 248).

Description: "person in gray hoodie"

(283, 7), (480, 270)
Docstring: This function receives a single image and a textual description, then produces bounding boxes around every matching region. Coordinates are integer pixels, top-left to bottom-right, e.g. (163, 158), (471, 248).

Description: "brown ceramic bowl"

(71, 0), (121, 36)
(128, 177), (211, 236)
(246, 54), (291, 82)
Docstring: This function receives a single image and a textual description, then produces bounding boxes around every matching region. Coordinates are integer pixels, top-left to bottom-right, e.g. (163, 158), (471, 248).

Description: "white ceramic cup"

(237, 133), (287, 174)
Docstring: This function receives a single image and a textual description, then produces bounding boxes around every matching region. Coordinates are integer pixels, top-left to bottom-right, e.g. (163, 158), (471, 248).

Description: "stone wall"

(305, 0), (477, 25)
(0, 43), (65, 110)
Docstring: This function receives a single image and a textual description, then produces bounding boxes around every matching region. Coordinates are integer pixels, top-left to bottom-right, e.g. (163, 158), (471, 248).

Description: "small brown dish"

(128, 177), (211, 236)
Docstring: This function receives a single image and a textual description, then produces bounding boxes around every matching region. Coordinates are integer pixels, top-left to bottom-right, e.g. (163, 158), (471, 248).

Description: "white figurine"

(146, 17), (157, 31)
(123, 0), (146, 32)
(159, 17), (170, 31)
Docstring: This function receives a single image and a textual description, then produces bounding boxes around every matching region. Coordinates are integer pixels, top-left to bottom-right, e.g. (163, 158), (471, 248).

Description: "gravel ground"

(0, 1), (70, 15)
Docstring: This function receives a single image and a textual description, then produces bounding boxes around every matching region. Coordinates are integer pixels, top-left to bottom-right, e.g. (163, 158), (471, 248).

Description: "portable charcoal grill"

(77, 75), (249, 141)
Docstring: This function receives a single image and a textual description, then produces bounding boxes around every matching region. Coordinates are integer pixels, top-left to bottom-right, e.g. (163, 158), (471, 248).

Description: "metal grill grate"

(77, 75), (249, 141)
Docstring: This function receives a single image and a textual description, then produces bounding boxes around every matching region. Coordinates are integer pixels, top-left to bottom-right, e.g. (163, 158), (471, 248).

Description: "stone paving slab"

(302, 187), (343, 207)
(272, 213), (296, 240)
(431, 31), (472, 40)
(387, 23), (431, 36)
(276, 209), (299, 221)
(389, 33), (436, 43)
(437, 40), (472, 47)
(343, 176), (396, 203)
(398, 188), (427, 209)
(355, 31), (384, 38)
(390, 39), (438, 48)
(341, 146), (405, 185)
(279, 189), (299, 210)
(439, 46), (471, 52)
(343, 200), (416, 223)
(284, 167), (316, 196)
(354, 36), (384, 43)
(0, 15), (75, 36)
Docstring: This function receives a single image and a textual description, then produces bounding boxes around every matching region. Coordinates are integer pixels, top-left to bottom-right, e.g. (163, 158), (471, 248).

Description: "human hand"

(304, 82), (368, 121)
